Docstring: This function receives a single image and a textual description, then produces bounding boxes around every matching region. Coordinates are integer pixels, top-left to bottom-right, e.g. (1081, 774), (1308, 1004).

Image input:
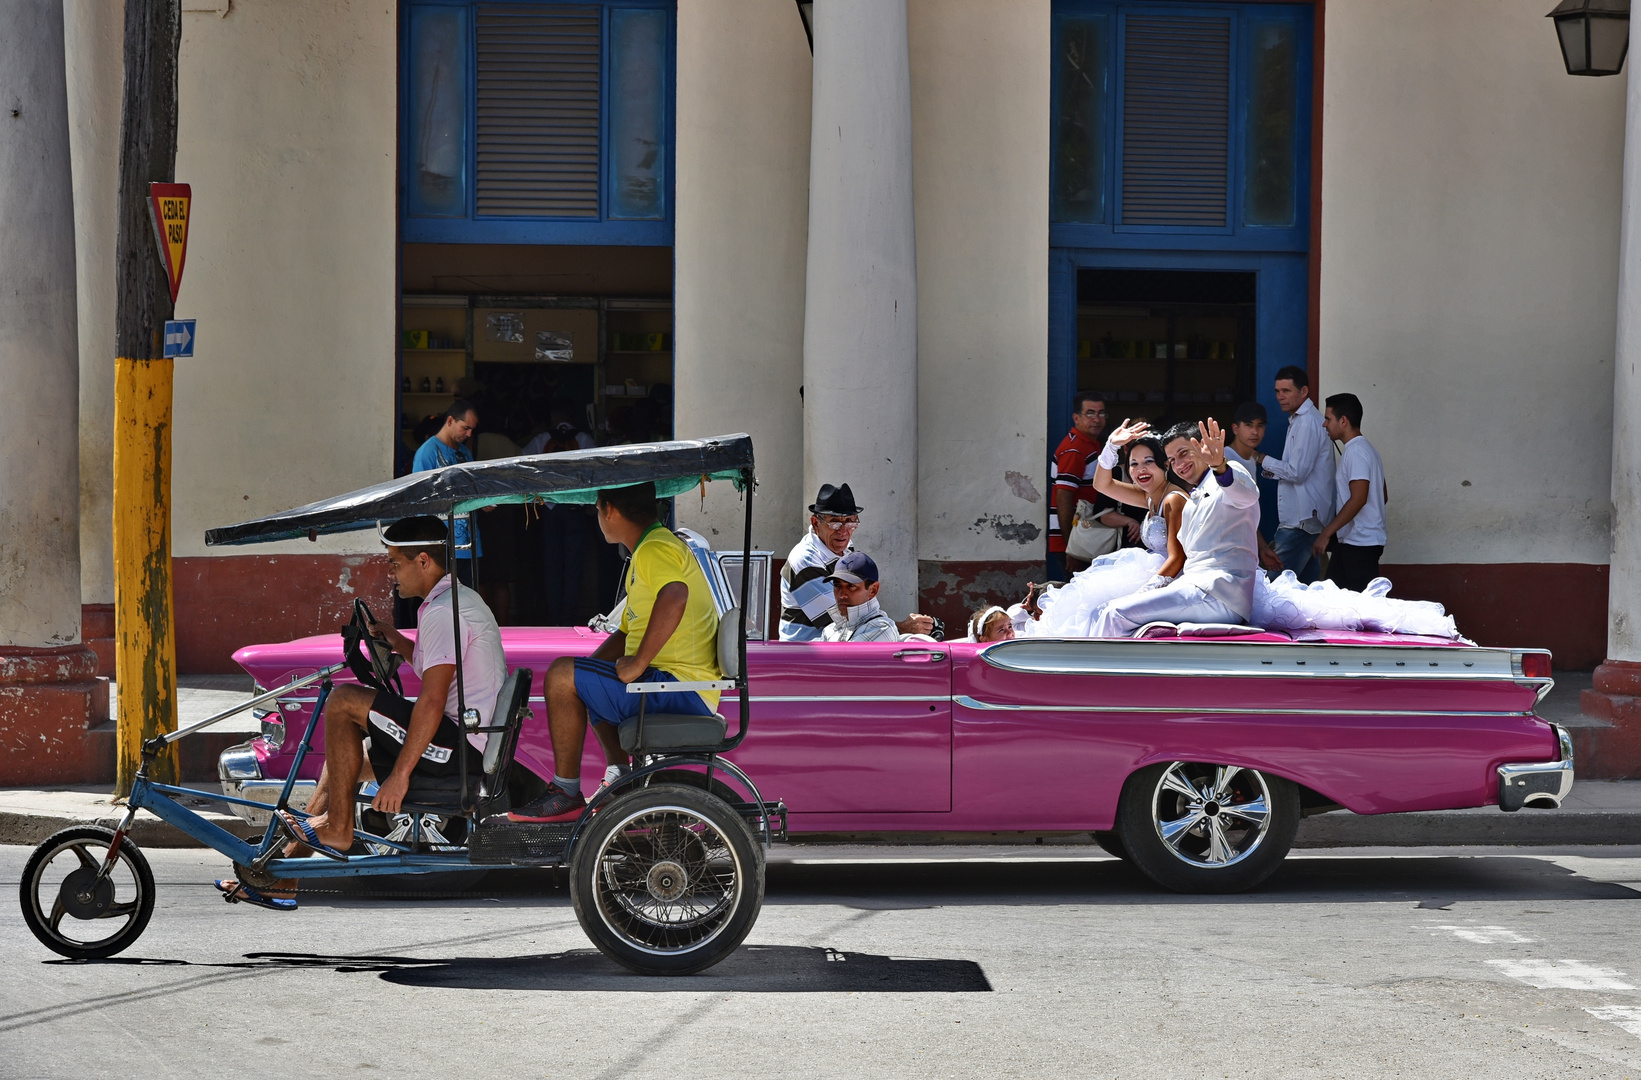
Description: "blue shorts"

(572, 657), (714, 727)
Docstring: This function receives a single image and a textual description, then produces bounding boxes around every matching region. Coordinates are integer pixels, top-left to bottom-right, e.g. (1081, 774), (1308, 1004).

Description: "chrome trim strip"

(954, 694), (1536, 719)
(981, 637), (1551, 686)
(752, 694), (950, 704)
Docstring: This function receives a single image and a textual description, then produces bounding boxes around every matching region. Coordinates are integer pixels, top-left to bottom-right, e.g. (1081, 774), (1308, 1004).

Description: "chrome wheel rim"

(1151, 763), (1272, 869)
(27, 836), (145, 951)
(593, 804), (742, 956)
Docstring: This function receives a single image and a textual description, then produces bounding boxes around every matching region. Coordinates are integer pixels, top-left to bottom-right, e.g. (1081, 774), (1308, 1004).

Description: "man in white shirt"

(1313, 393), (1388, 592)
(214, 516), (507, 908)
(1091, 420), (1261, 637)
(1256, 365), (1335, 584)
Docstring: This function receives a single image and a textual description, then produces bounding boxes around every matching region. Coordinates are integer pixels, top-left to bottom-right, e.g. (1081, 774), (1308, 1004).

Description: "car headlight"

(259, 715), (286, 750)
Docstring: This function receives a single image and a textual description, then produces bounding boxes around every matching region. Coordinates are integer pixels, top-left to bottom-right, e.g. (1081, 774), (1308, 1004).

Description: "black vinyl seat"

(621, 609), (739, 755)
(400, 667), (533, 812)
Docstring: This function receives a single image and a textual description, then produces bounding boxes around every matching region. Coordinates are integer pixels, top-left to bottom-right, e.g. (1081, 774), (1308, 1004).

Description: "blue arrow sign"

(163, 319), (195, 358)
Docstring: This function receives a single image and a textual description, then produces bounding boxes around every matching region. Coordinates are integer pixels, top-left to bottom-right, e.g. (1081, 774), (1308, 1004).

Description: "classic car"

(221, 530), (1573, 893)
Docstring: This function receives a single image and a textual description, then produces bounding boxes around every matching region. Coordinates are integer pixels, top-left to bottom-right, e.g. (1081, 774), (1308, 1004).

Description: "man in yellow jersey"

(506, 481), (721, 822)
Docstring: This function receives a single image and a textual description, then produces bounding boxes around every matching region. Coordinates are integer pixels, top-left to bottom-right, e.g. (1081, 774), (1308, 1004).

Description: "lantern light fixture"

(1547, 0), (1630, 76)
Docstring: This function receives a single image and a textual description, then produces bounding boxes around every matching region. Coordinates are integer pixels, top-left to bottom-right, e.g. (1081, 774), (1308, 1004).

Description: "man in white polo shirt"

(1313, 393), (1388, 592)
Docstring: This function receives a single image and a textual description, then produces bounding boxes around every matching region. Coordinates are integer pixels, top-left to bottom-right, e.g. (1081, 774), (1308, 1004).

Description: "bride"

(1030, 418), (1463, 641)
(1032, 422), (1186, 637)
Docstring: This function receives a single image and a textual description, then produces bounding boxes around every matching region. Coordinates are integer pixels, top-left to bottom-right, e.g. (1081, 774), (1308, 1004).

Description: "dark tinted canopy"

(205, 434), (754, 547)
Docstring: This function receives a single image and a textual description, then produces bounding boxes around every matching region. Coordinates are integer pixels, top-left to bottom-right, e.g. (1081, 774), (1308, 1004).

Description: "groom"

(1090, 418), (1261, 637)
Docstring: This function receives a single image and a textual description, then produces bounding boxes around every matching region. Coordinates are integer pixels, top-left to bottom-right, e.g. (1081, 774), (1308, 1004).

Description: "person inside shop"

(1088, 420), (1261, 638)
(213, 516), (506, 909)
(778, 482), (934, 641)
(820, 552), (902, 642)
(410, 398), (483, 584)
(1313, 392), (1389, 591)
(505, 481), (723, 822)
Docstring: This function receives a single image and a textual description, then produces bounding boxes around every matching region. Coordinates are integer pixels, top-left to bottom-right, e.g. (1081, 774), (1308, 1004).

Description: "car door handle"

(894, 649), (946, 662)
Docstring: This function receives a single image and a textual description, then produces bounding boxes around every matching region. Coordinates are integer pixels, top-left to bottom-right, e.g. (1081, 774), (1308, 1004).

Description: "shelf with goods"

(1075, 302), (1250, 425)
(400, 296), (471, 439)
(600, 300), (673, 435)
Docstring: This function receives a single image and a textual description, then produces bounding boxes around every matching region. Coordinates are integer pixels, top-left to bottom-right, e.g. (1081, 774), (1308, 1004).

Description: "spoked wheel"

(570, 783), (763, 975)
(1117, 761), (1299, 894)
(20, 827), (156, 959)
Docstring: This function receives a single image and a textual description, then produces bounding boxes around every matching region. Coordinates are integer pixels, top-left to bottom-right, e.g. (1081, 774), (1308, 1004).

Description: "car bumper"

(218, 740), (316, 826)
(1497, 723), (1575, 811)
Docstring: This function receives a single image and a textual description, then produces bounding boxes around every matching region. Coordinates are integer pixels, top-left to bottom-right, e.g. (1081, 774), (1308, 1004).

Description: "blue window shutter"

(475, 5), (602, 218)
(1120, 15), (1231, 227)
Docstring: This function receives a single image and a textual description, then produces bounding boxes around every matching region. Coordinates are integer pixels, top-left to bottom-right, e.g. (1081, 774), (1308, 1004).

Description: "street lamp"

(796, 0), (813, 53)
(1548, 0), (1630, 76)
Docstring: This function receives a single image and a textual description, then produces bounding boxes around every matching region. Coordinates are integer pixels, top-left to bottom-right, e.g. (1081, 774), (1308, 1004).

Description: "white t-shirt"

(1334, 435), (1387, 547)
(414, 574), (508, 749)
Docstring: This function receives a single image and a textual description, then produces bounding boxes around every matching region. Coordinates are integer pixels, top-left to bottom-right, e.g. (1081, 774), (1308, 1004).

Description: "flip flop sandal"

(214, 879), (297, 912)
(275, 810), (350, 862)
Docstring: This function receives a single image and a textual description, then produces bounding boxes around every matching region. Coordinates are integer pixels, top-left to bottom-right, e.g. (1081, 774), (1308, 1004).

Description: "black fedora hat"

(809, 482), (863, 516)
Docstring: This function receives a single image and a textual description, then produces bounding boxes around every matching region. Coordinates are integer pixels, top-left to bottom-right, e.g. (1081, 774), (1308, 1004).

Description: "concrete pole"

(1588, 65), (1641, 734)
(802, 0), (920, 617)
(0, 0), (105, 785)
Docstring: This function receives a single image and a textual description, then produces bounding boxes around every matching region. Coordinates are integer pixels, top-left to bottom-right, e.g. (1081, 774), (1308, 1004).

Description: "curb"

(1, 808), (1633, 851)
(1294, 810), (1638, 847)
(0, 808), (259, 848)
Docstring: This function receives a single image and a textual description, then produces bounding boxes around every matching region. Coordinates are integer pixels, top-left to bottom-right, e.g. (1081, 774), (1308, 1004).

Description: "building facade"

(47, 0), (1623, 691)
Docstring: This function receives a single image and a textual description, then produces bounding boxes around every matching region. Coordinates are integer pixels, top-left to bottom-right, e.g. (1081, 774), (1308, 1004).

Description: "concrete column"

(674, 0), (812, 562)
(1584, 65), (1641, 775)
(0, 0), (105, 784)
(65, 0), (125, 677)
(802, 0), (919, 617)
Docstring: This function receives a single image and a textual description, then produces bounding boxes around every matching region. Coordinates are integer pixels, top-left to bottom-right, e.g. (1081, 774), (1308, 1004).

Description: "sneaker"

(506, 783), (587, 823)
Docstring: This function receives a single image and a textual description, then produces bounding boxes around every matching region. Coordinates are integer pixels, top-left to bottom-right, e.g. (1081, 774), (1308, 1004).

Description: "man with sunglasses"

(778, 483), (932, 641)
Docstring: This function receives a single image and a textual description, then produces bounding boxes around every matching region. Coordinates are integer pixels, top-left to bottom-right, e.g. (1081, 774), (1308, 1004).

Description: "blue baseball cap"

(826, 551), (879, 586)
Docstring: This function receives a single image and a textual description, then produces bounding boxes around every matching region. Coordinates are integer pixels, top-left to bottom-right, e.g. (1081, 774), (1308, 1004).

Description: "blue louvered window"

(1051, 2), (1311, 243)
(402, 0), (675, 245)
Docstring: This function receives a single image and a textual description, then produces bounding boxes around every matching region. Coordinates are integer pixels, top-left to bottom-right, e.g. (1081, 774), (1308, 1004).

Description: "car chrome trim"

(1497, 723), (1575, 811)
(752, 694), (950, 704)
(981, 638), (1552, 688)
(954, 695), (1536, 718)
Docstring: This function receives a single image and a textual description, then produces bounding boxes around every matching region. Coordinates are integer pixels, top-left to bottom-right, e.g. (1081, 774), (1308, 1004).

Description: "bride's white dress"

(1033, 510), (1461, 639)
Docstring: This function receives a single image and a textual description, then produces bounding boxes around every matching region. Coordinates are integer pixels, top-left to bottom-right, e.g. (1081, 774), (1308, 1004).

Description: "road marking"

(1486, 959), (1635, 990)
(1587, 1006), (1641, 1038)
(1429, 925), (1535, 944)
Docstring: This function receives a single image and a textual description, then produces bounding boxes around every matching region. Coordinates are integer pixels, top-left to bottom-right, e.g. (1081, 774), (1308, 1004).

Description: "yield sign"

(148, 182), (191, 304)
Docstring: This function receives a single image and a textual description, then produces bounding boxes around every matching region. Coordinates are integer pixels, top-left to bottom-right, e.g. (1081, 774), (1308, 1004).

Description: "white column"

(674, 0), (812, 555)
(0, 0), (83, 647)
(65, 0), (125, 609)
(802, 0), (919, 616)
(1608, 65), (1641, 671)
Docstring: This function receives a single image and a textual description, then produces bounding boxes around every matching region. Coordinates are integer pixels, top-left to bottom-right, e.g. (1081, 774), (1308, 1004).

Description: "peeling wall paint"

(971, 515), (1040, 545)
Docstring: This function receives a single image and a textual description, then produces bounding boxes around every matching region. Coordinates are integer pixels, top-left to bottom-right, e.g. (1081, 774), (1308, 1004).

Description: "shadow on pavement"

(762, 855), (1641, 906)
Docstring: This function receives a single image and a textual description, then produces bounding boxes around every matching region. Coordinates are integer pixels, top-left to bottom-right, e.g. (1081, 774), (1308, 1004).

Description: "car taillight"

(1519, 653), (1552, 679)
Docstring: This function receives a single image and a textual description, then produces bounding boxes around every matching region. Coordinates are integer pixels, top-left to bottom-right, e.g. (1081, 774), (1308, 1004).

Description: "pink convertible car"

(221, 505), (1571, 896)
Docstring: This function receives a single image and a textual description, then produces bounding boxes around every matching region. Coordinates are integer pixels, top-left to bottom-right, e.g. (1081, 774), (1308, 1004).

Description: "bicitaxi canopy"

(205, 434), (754, 547)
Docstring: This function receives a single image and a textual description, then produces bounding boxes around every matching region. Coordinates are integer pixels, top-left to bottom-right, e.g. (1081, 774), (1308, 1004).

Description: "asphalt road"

(6, 843), (1641, 1079)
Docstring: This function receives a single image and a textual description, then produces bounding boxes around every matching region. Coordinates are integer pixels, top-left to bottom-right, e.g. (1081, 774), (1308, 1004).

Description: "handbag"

(1066, 499), (1121, 561)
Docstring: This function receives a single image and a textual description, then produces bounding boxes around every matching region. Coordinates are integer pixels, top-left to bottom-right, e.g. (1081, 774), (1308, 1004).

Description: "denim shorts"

(572, 657), (714, 727)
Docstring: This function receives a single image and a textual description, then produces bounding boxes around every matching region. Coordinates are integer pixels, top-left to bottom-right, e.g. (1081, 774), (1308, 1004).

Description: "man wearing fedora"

(779, 482), (933, 641)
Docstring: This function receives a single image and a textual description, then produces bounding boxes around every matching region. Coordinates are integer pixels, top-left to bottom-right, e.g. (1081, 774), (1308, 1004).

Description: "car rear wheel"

(1116, 761), (1299, 894)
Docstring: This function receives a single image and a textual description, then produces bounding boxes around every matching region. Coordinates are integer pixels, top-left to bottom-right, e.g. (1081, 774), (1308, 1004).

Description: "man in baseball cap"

(820, 551), (901, 642)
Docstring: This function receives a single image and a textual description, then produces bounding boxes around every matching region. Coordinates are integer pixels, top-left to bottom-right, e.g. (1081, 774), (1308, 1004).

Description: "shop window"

(402, 1), (675, 244)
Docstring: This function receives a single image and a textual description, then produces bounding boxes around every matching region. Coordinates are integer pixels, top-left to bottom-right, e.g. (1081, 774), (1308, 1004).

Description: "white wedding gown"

(1032, 511), (1461, 640)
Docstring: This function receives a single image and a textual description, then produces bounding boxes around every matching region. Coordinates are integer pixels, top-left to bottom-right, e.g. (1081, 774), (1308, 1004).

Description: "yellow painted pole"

(113, 357), (179, 792)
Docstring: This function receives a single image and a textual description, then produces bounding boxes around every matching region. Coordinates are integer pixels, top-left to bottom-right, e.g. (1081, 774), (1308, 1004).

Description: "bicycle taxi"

(20, 434), (774, 975)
